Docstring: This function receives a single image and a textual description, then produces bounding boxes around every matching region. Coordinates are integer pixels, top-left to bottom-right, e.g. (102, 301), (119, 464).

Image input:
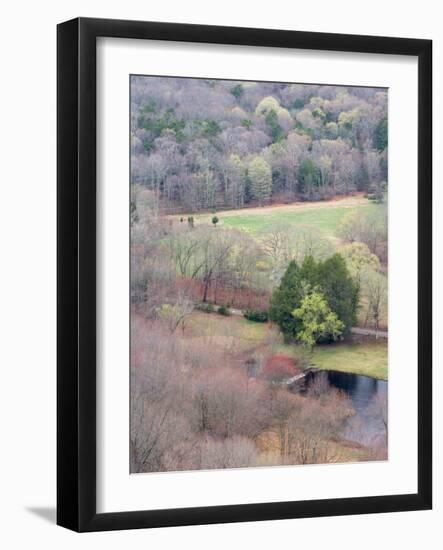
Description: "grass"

(275, 339), (387, 380)
(183, 197), (383, 239)
(185, 311), (271, 353)
(311, 340), (388, 380)
(187, 311), (265, 342)
(219, 204), (373, 236)
(185, 311), (388, 380)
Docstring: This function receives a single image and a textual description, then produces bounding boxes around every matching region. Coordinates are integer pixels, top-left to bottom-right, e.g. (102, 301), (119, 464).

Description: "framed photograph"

(57, 17), (432, 532)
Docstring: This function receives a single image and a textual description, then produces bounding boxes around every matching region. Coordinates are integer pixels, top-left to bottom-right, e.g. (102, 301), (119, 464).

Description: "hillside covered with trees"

(131, 77), (388, 212)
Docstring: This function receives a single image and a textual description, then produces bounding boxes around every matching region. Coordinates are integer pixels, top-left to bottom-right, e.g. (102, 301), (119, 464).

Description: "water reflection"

(302, 370), (388, 447)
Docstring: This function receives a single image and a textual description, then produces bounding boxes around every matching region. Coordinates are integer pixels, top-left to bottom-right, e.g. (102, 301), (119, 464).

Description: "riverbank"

(311, 340), (388, 380)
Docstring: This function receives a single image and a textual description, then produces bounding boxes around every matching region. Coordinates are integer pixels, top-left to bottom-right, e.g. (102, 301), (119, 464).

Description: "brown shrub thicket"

(199, 436), (259, 470)
(130, 318), (370, 473)
(176, 276), (271, 310)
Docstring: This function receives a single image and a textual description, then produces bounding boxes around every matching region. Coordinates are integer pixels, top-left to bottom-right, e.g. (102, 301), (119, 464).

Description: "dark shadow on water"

(26, 507), (56, 524)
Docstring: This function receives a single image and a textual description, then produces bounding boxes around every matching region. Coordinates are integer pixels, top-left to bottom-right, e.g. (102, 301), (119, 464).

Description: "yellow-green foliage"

(292, 291), (344, 350)
(340, 242), (380, 284)
(276, 107), (292, 125)
(231, 106), (247, 118)
(338, 108), (360, 129)
(248, 156), (272, 205)
(309, 96), (325, 108)
(255, 95), (280, 116)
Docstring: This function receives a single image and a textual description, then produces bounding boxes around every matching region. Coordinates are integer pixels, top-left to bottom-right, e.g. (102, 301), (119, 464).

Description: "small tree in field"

(292, 291), (344, 351)
(212, 215), (219, 227)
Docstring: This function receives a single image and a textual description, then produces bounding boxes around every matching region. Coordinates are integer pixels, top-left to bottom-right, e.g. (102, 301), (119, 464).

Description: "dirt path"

(351, 327), (388, 338)
(231, 307), (387, 338)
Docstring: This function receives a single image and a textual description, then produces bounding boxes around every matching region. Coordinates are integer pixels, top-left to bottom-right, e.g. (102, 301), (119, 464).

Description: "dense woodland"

(131, 77), (388, 211)
(130, 77), (388, 474)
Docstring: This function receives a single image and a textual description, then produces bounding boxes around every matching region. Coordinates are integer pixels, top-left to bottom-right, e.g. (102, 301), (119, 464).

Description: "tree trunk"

(202, 271), (212, 302)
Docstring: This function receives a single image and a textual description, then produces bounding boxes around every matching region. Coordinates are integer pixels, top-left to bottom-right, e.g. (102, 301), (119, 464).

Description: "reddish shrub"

(175, 276), (270, 310)
(262, 355), (301, 382)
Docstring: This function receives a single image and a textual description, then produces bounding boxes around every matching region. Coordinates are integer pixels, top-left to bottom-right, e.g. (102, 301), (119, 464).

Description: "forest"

(131, 77), (388, 211)
(130, 76), (388, 474)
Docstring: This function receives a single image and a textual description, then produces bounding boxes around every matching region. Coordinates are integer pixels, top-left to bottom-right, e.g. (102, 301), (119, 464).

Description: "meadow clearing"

(171, 195), (380, 237)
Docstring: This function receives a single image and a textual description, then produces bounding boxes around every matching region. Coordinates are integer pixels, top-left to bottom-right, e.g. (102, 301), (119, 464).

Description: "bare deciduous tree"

(199, 436), (259, 469)
(363, 268), (387, 336)
(156, 292), (194, 333)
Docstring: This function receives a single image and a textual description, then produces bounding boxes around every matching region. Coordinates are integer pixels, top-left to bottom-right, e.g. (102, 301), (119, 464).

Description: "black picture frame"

(57, 17), (432, 532)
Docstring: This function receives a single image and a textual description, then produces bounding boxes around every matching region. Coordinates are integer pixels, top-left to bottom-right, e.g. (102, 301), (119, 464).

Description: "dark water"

(315, 370), (387, 413)
(303, 370), (388, 445)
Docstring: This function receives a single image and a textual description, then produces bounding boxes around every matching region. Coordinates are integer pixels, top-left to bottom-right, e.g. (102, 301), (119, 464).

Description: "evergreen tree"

(265, 109), (284, 143)
(269, 260), (304, 340)
(298, 158), (320, 197)
(316, 253), (359, 334)
(299, 255), (319, 285)
(230, 84), (244, 100)
(375, 116), (388, 151)
(269, 254), (358, 342)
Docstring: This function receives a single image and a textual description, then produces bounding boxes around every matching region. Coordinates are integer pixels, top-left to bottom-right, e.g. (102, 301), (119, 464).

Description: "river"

(301, 370), (388, 446)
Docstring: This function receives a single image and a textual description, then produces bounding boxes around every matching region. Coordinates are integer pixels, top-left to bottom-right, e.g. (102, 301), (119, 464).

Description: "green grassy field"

(185, 312), (388, 380)
(277, 339), (387, 380)
(187, 311), (267, 347)
(219, 203), (376, 236)
(311, 340), (388, 380)
(180, 197), (383, 239)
